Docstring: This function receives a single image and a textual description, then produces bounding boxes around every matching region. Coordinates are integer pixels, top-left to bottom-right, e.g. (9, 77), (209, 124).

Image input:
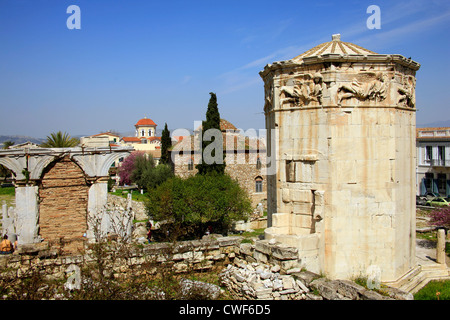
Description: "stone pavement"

(415, 239), (450, 266)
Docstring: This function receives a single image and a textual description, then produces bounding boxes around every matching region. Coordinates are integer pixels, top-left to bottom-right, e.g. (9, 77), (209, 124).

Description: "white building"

(416, 127), (450, 197)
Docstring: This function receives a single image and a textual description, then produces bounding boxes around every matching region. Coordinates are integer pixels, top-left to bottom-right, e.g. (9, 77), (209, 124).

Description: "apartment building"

(416, 127), (450, 196)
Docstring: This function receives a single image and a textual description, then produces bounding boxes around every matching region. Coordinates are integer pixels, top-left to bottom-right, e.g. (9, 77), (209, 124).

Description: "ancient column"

(436, 229), (446, 265)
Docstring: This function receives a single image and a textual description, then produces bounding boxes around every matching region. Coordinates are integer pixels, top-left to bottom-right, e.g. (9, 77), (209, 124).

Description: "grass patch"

(241, 228), (265, 241)
(109, 189), (148, 202)
(0, 187), (14, 196)
(414, 280), (450, 300)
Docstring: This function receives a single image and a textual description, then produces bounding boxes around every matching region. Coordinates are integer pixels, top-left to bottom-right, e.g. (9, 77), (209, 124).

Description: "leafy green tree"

(142, 163), (173, 190)
(131, 153), (155, 189)
(40, 131), (79, 148)
(146, 173), (251, 240)
(160, 123), (172, 165)
(130, 152), (173, 191)
(196, 92), (225, 175)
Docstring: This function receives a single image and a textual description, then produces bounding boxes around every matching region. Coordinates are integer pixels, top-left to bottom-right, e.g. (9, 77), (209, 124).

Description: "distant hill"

(417, 120), (450, 128)
(0, 135), (45, 147)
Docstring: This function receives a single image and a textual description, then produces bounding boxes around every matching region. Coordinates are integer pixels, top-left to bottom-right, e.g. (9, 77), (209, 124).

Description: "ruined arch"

(0, 157), (25, 180)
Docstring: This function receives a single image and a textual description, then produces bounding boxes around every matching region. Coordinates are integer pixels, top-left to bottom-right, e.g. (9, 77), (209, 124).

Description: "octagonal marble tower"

(260, 34), (420, 281)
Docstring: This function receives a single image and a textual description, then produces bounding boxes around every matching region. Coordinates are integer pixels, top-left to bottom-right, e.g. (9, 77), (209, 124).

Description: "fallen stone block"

(296, 279), (310, 293)
(272, 245), (298, 260)
(217, 236), (243, 247)
(310, 278), (341, 300)
(359, 288), (386, 300)
(255, 240), (272, 255)
(279, 288), (297, 295)
(383, 286), (413, 300)
(239, 243), (253, 256)
(337, 279), (366, 300)
(291, 270), (320, 286)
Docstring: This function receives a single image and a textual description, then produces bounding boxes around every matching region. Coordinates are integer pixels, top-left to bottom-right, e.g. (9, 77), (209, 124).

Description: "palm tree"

(2, 141), (15, 149)
(40, 131), (79, 148)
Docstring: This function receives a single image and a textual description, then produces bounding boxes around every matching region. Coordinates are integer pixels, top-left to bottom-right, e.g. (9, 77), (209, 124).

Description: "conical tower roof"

(292, 34), (377, 61)
(260, 34), (420, 77)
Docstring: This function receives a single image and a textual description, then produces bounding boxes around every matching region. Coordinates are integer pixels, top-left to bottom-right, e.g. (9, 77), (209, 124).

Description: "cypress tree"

(160, 123), (172, 165)
(196, 92), (225, 175)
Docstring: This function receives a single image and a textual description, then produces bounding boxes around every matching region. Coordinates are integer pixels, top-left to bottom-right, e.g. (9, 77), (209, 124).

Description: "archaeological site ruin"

(260, 34), (420, 281)
(0, 143), (133, 252)
(2, 33), (448, 297)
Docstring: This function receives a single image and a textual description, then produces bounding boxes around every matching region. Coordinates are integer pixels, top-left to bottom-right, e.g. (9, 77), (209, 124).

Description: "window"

(425, 146), (433, 162)
(424, 172), (434, 193)
(188, 158), (194, 171)
(255, 177), (263, 193)
(148, 129), (152, 137)
(438, 146), (445, 165)
(438, 174), (447, 193)
(256, 157), (262, 169)
(141, 129), (145, 137)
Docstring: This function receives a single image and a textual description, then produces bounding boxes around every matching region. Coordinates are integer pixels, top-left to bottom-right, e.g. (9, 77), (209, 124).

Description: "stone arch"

(98, 152), (131, 177)
(72, 151), (131, 178)
(38, 156), (89, 251)
(29, 155), (57, 180)
(0, 157), (25, 180)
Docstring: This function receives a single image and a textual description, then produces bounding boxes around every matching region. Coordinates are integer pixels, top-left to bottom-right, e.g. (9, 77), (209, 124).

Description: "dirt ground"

(0, 195), (15, 207)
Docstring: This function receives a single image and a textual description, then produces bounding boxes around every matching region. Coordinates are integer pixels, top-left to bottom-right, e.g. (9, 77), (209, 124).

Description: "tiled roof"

(292, 34), (377, 62)
(195, 118), (238, 132)
(416, 127), (450, 140)
(121, 136), (161, 144)
(135, 117), (156, 127)
(220, 119), (237, 131)
(121, 137), (141, 143)
(91, 132), (120, 137)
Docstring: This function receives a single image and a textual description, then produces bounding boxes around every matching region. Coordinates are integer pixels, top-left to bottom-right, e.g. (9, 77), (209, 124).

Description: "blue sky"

(0, 0), (449, 138)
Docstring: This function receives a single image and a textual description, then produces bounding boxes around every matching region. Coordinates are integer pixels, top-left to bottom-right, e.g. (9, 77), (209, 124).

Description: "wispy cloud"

(379, 9), (450, 39)
(218, 0), (450, 95)
(237, 18), (294, 46)
(181, 75), (192, 84)
(218, 77), (261, 95)
(354, 7), (450, 49)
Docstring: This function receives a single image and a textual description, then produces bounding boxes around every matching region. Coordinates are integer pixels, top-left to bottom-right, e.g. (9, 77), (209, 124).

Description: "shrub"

(118, 151), (144, 186)
(118, 152), (173, 190)
(146, 173), (251, 240)
(428, 207), (450, 230)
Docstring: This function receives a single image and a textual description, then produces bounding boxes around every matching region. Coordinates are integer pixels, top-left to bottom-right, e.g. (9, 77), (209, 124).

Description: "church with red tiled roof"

(119, 117), (161, 159)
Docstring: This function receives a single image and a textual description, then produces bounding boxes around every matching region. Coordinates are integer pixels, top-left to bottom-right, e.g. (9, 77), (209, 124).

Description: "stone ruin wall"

(0, 236), (412, 300)
(0, 236), (244, 290)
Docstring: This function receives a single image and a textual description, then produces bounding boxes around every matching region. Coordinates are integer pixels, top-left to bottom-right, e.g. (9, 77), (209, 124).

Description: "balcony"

(429, 159), (450, 167)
